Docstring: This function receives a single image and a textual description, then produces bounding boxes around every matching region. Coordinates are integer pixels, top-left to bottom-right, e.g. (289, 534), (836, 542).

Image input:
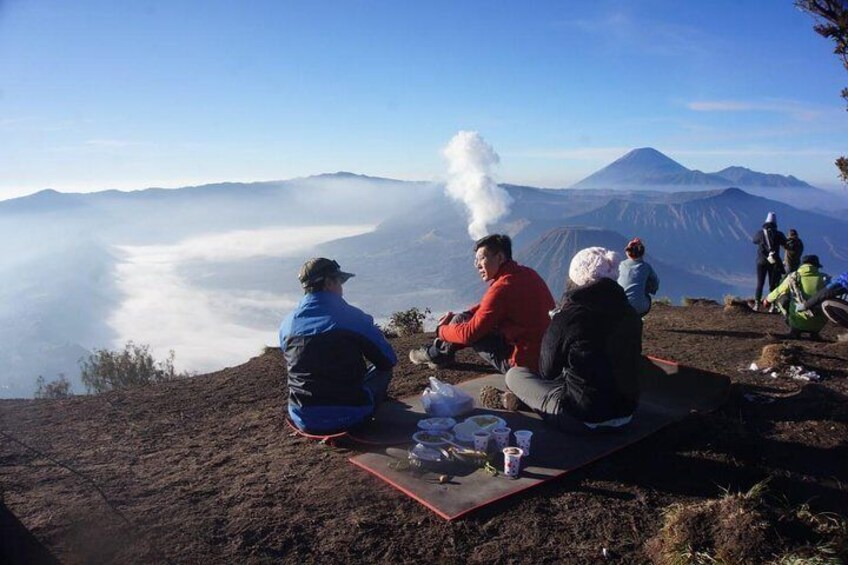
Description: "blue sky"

(1, 0), (847, 198)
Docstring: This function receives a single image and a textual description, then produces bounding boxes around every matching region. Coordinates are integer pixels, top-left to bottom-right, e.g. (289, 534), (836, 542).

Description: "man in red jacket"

(409, 234), (555, 374)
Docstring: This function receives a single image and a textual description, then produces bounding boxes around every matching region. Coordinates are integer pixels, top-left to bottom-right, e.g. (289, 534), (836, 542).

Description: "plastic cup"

(472, 430), (491, 452)
(492, 427), (511, 450)
(514, 430), (533, 457)
(502, 446), (524, 478)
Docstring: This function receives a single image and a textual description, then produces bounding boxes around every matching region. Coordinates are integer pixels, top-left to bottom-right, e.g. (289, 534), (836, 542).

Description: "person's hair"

(474, 234), (512, 261)
(625, 238), (645, 259)
(789, 229), (798, 237)
(303, 275), (337, 294)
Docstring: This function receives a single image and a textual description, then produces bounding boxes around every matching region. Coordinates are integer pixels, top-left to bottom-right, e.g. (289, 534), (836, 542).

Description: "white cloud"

(84, 138), (139, 148)
(686, 99), (826, 121)
(668, 147), (840, 158)
(109, 224), (374, 373)
(555, 10), (722, 57)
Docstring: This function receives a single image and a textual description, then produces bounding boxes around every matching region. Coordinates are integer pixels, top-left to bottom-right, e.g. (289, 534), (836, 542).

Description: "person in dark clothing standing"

(752, 211), (787, 310)
(280, 258), (397, 433)
(783, 229), (804, 274)
(496, 247), (642, 432)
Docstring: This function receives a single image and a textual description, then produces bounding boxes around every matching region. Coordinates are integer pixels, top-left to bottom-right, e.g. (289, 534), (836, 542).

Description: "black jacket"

(752, 222), (787, 265)
(784, 236), (804, 271)
(539, 278), (642, 423)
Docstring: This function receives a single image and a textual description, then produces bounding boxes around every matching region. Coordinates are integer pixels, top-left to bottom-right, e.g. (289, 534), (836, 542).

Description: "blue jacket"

(279, 291), (397, 432)
(831, 271), (848, 291)
(617, 258), (659, 316)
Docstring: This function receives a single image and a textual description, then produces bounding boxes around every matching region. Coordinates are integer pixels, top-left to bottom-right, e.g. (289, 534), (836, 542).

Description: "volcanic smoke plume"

(442, 131), (513, 240)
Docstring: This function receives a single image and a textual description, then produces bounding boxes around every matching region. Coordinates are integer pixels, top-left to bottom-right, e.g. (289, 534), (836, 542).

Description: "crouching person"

(798, 269), (848, 329)
(280, 258), (397, 433)
(503, 247), (642, 432)
(762, 255), (830, 339)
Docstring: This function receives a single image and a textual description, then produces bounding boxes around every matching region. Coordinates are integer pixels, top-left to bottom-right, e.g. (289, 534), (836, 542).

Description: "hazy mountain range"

(571, 147), (839, 210)
(2, 148), (847, 397)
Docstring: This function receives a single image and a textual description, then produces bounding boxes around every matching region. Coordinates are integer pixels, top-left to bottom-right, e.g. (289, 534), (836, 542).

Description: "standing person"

(280, 258), (397, 433)
(408, 234), (555, 375)
(493, 247), (642, 432)
(784, 229), (804, 274)
(752, 212), (787, 310)
(762, 255), (830, 339)
(617, 237), (660, 317)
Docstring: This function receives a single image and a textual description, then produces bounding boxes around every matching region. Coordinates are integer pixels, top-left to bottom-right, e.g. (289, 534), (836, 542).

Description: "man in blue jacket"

(280, 258), (398, 433)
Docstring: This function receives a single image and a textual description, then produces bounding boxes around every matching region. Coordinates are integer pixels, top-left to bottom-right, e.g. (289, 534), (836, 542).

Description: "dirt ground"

(1, 304), (847, 563)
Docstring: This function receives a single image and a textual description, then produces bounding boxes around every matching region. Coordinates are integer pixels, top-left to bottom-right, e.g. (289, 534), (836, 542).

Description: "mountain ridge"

(573, 147), (816, 190)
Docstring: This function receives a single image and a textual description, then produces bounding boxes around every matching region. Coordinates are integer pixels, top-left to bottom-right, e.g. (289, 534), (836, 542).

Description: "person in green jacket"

(762, 255), (830, 338)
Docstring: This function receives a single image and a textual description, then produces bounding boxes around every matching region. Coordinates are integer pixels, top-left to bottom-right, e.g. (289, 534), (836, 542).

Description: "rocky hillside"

(2, 305), (847, 563)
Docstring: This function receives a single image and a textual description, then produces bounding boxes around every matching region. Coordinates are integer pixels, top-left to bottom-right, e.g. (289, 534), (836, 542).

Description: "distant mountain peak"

(573, 147), (814, 190)
(573, 148), (719, 189)
(712, 166), (812, 188)
(609, 147), (688, 173)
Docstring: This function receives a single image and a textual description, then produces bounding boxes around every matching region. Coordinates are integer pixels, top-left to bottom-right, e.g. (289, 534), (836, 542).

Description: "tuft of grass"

(723, 295), (751, 307)
(645, 480), (848, 564)
(681, 297), (720, 307)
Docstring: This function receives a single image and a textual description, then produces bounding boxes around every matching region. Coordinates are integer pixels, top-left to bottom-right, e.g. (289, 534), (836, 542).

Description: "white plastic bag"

(421, 376), (474, 417)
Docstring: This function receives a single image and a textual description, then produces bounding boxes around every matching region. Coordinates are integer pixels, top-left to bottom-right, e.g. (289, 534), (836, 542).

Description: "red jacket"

(438, 260), (555, 371)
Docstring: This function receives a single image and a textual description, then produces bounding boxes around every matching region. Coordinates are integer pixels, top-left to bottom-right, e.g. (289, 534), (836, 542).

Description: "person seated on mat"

(280, 258), (397, 433)
(483, 247), (642, 432)
(762, 255), (830, 339)
(617, 237), (659, 317)
(797, 268), (848, 328)
(408, 233), (555, 375)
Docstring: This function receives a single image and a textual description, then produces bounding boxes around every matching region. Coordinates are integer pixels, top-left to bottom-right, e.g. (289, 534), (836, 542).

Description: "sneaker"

(479, 385), (522, 411)
(502, 390), (522, 411)
(408, 347), (439, 370)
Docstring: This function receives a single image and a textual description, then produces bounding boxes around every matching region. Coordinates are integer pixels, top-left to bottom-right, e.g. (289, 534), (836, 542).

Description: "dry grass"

(645, 481), (848, 565)
(645, 481), (772, 564)
(723, 296), (754, 314)
(756, 344), (800, 370)
(682, 297), (720, 307)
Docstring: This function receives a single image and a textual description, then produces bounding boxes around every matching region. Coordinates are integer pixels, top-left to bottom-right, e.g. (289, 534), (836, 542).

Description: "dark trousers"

(362, 366), (392, 405)
(426, 312), (511, 374)
(755, 261), (784, 301)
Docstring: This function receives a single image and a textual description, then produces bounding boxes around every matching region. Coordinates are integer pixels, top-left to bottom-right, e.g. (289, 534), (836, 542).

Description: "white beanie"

(568, 247), (621, 287)
(765, 212), (776, 224)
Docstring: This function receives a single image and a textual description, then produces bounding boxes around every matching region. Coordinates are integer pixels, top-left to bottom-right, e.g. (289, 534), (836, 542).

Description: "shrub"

(34, 374), (72, 399)
(654, 296), (673, 306)
(384, 307), (431, 337)
(80, 341), (188, 394)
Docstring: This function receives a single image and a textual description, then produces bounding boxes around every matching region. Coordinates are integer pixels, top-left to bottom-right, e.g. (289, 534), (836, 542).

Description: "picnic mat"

(348, 357), (730, 520)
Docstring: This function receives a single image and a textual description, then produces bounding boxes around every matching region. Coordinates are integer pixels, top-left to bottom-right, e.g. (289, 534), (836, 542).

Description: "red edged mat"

(348, 357), (730, 520)
(285, 417), (408, 446)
